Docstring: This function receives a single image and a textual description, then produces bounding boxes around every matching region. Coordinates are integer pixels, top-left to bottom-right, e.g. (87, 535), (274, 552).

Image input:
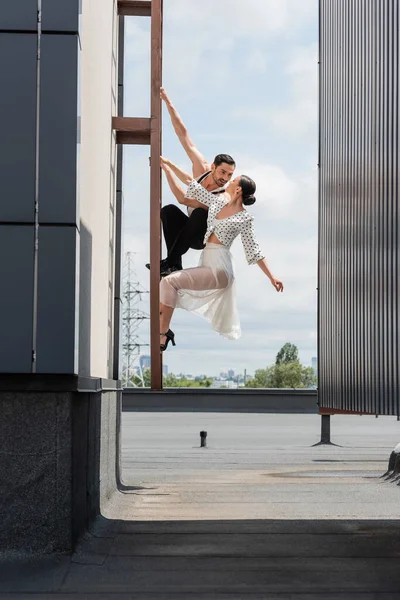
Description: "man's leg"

(145, 204), (187, 274)
(161, 204), (188, 260)
(167, 207), (208, 266)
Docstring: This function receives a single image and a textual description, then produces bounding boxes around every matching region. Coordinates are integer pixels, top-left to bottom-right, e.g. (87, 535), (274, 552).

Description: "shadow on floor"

(2, 515), (400, 599)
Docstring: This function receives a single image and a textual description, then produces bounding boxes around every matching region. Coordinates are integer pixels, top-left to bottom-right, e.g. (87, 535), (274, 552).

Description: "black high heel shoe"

(160, 329), (176, 352)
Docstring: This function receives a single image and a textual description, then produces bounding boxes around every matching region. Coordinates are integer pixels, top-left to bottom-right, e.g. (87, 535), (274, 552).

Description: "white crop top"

(185, 179), (265, 265)
(186, 171), (226, 216)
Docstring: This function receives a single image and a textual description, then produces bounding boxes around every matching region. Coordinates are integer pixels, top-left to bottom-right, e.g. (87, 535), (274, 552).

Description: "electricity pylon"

(121, 252), (149, 387)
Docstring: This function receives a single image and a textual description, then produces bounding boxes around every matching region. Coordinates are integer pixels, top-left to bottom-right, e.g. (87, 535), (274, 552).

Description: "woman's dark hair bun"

(240, 175), (256, 206)
(243, 194), (256, 206)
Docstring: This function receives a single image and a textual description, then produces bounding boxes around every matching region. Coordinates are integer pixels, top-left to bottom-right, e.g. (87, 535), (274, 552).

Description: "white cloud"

(269, 43), (318, 136)
(245, 49), (269, 74)
(162, 0), (317, 95)
(231, 154), (300, 220)
(124, 1), (318, 110)
(232, 43), (318, 138)
(165, 0), (315, 38)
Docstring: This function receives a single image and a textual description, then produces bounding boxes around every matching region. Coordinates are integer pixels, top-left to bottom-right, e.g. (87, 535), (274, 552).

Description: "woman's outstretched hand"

(271, 278), (284, 292)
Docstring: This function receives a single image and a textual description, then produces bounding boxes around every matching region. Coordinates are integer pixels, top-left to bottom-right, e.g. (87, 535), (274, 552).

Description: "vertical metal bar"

(364, 0), (374, 411)
(317, 0), (322, 408)
(332, 0), (338, 411)
(114, 14), (125, 488)
(113, 14), (125, 381)
(394, 0), (400, 418)
(343, 0), (350, 413)
(32, 0), (42, 374)
(149, 0), (163, 390)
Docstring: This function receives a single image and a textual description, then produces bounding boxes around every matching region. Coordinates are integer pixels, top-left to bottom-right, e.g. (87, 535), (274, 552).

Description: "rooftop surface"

(2, 413), (400, 599)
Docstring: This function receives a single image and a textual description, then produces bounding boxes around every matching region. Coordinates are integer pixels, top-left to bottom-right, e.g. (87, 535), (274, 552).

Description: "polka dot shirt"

(185, 179), (265, 265)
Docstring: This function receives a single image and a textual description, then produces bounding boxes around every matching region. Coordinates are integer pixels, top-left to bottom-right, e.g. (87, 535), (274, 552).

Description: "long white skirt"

(160, 243), (241, 340)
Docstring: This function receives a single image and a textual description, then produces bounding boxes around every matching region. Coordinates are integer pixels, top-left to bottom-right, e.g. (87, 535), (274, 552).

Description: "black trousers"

(161, 204), (208, 269)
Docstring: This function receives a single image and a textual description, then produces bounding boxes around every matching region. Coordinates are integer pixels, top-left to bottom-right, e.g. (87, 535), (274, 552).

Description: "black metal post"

(320, 414), (331, 443)
(312, 414), (338, 446)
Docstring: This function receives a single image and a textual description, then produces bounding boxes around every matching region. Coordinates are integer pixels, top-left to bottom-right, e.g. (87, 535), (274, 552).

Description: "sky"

(122, 0), (318, 377)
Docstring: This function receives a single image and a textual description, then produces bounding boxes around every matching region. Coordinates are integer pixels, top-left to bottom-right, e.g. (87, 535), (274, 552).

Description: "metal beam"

(149, 0), (163, 390)
(112, 117), (151, 145)
(122, 388), (319, 413)
(118, 1), (151, 17)
(319, 407), (374, 416)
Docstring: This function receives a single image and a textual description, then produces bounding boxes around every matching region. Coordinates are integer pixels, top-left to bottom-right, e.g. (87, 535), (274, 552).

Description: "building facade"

(0, 0), (122, 552)
(319, 0), (399, 414)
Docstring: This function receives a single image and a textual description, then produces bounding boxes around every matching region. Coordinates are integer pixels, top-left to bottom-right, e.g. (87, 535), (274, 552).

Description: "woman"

(159, 158), (284, 351)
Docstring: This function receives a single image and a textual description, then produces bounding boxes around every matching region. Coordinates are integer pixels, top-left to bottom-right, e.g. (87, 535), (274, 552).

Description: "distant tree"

(245, 362), (317, 389)
(156, 373), (214, 388)
(134, 366), (317, 390)
(142, 368), (151, 388)
(164, 373), (179, 387)
(275, 343), (299, 365)
(300, 366), (317, 389)
(273, 362), (303, 388)
(245, 366), (275, 388)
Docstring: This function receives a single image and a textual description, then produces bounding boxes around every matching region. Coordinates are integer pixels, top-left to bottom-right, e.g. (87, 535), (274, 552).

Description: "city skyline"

(135, 353), (317, 379)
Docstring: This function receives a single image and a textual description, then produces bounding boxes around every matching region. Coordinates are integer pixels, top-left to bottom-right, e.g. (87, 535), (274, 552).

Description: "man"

(147, 88), (236, 277)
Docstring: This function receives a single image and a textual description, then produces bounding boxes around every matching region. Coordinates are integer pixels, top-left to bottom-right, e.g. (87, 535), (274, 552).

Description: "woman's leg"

(159, 266), (229, 346)
(160, 266), (229, 305)
(160, 303), (174, 347)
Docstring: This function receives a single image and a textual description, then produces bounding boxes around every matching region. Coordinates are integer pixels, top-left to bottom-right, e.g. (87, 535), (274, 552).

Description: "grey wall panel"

(41, 0), (80, 33)
(0, 34), (36, 222)
(78, 223), (92, 378)
(38, 35), (78, 225)
(1, 1), (37, 31)
(36, 227), (79, 374)
(318, 0), (399, 415)
(0, 226), (34, 373)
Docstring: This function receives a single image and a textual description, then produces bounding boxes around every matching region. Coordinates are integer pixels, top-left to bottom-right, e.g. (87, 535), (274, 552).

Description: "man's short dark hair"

(213, 154), (236, 168)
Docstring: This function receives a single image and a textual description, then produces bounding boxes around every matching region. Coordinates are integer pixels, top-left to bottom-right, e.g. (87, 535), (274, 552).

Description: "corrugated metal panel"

(318, 0), (399, 415)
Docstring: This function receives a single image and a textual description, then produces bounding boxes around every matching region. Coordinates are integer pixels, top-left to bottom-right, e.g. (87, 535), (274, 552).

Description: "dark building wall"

(0, 0), (81, 374)
(0, 381), (120, 553)
(318, 0), (399, 414)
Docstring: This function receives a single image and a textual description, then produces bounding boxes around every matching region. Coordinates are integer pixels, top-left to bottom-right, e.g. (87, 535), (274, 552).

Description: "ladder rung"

(118, 1), (151, 17)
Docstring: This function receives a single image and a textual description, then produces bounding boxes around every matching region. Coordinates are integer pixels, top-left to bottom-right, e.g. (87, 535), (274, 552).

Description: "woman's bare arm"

(161, 162), (204, 209)
(160, 88), (210, 177)
(160, 156), (192, 185)
(256, 258), (284, 292)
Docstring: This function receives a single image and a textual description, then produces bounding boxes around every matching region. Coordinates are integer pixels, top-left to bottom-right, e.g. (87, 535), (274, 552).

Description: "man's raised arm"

(161, 88), (210, 178)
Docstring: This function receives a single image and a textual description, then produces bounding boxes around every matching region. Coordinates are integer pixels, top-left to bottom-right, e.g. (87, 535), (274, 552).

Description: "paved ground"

(119, 413), (400, 520)
(2, 412), (400, 599)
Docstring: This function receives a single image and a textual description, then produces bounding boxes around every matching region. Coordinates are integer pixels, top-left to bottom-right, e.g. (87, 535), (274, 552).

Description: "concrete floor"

(119, 413), (400, 520)
(2, 413), (400, 599)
